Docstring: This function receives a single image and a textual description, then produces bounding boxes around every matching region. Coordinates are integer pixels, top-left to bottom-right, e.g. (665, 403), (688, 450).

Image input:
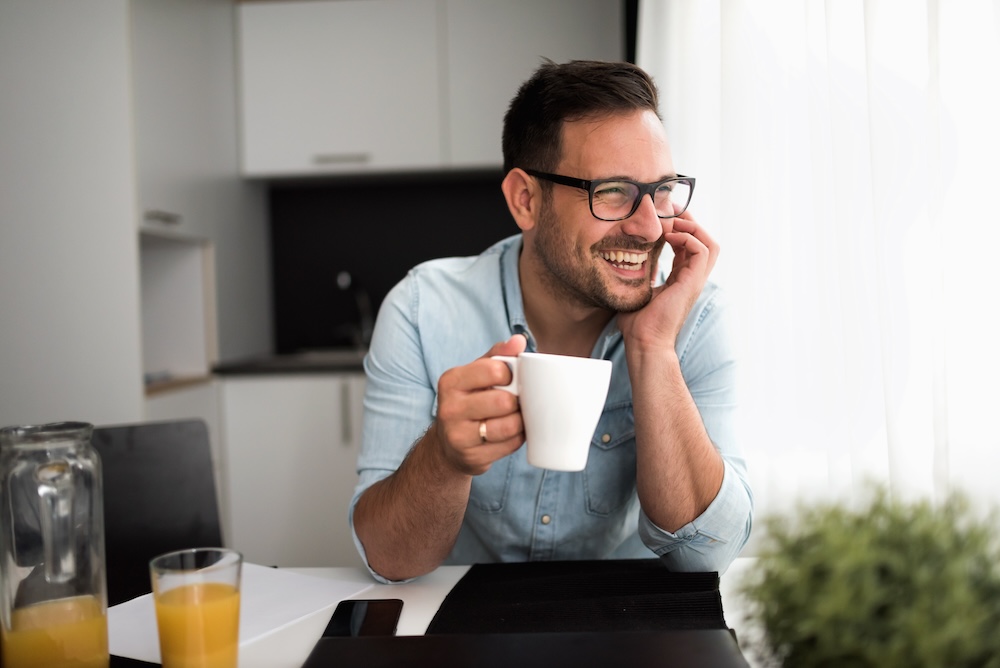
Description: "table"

(237, 558), (760, 668)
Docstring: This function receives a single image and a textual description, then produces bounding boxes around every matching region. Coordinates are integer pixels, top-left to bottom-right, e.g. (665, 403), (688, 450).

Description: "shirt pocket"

(467, 455), (513, 513)
(583, 405), (637, 517)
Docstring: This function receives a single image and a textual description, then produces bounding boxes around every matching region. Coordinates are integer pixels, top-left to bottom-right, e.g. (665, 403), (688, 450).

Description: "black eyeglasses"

(524, 169), (695, 221)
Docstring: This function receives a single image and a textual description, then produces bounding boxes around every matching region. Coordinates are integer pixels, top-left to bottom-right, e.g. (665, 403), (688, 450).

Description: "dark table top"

(213, 348), (367, 375)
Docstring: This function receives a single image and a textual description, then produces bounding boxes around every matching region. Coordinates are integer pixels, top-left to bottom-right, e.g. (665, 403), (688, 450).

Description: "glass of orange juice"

(149, 548), (242, 668)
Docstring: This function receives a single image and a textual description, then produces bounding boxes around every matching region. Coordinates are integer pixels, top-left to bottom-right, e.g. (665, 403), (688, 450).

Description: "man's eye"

(594, 182), (632, 199)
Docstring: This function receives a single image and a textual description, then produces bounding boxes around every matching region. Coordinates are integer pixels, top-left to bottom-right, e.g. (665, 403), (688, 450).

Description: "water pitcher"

(0, 422), (109, 668)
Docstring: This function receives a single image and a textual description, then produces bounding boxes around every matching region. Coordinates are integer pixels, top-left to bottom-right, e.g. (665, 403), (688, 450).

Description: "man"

(350, 60), (752, 583)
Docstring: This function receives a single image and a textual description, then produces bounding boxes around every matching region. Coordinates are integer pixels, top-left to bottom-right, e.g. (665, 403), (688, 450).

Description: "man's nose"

(620, 193), (665, 240)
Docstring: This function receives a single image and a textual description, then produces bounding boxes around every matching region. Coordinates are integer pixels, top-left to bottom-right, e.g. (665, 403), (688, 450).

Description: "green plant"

(741, 486), (1000, 667)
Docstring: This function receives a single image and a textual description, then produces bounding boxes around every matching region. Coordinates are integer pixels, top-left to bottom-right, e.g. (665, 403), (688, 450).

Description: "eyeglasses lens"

(591, 180), (691, 221)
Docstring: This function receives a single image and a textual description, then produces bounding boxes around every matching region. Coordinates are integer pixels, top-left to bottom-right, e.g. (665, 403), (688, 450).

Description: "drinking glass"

(149, 548), (242, 668)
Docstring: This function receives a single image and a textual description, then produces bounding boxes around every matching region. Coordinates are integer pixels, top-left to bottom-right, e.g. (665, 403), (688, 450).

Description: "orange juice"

(0, 595), (109, 668)
(154, 582), (240, 668)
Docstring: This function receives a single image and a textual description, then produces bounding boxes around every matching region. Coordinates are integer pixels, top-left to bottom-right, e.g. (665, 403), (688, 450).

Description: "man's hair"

(501, 59), (661, 176)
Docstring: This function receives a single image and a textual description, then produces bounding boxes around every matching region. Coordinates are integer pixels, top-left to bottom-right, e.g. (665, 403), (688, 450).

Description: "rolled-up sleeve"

(637, 284), (754, 573)
(638, 460), (753, 573)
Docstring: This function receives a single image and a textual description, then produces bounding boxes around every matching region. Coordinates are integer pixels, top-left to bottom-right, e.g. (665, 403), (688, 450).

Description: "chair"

(93, 418), (224, 606)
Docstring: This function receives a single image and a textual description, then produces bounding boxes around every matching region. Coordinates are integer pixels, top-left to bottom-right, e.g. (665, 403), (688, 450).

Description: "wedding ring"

(479, 420), (488, 444)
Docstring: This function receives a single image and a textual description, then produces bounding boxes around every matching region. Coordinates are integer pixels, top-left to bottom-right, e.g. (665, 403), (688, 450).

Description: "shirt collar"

(499, 235), (535, 351)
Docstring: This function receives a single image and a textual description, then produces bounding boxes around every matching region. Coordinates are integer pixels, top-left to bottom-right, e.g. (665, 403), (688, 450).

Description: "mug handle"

(490, 355), (519, 395)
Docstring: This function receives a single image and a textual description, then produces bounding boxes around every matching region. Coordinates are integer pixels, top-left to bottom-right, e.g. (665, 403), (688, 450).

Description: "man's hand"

(618, 210), (719, 352)
(431, 334), (528, 475)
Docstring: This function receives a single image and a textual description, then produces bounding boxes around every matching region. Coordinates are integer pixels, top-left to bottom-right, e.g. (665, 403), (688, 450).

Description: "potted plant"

(740, 486), (1000, 667)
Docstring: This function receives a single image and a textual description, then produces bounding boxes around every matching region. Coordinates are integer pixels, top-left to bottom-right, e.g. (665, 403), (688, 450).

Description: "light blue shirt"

(350, 234), (753, 583)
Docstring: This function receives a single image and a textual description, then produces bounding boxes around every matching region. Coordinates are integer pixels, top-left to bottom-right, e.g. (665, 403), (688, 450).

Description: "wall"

(0, 0), (144, 427)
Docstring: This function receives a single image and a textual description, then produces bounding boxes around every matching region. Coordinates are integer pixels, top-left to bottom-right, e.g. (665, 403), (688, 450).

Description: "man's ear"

(501, 168), (541, 232)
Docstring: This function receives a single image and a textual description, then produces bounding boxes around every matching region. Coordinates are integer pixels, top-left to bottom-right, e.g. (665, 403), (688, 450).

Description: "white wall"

(0, 0), (144, 427)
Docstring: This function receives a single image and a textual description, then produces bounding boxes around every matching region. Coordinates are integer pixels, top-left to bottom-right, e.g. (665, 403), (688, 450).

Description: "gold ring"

(479, 420), (488, 444)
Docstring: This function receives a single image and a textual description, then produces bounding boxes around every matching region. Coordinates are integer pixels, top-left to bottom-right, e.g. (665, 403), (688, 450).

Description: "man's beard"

(533, 199), (661, 313)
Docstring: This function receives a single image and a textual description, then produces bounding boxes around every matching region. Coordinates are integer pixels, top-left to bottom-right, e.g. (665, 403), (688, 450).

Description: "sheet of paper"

(108, 563), (374, 663)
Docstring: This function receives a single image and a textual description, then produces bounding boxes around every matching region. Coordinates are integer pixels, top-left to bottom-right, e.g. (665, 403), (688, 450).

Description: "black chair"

(93, 418), (224, 606)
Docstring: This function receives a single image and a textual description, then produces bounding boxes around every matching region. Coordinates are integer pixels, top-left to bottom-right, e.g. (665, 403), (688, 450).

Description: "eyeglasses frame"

(523, 168), (696, 221)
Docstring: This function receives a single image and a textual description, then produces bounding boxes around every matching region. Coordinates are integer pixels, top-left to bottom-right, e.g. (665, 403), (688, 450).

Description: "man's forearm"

(629, 350), (725, 533)
(353, 431), (473, 582)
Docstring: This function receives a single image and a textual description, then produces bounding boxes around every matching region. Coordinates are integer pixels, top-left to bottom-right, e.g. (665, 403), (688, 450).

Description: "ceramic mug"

(492, 352), (612, 471)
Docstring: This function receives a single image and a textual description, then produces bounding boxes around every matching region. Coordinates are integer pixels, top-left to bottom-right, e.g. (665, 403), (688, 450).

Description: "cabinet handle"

(340, 381), (352, 446)
(143, 210), (183, 225)
(312, 152), (370, 165)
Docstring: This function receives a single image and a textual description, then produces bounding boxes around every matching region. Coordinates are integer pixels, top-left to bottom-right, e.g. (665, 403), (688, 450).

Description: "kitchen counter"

(213, 348), (367, 375)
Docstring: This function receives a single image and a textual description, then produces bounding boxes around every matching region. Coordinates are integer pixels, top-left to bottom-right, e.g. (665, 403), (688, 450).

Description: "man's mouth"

(599, 250), (648, 271)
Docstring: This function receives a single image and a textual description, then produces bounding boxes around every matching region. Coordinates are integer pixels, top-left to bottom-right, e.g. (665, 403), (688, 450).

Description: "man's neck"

(518, 253), (613, 358)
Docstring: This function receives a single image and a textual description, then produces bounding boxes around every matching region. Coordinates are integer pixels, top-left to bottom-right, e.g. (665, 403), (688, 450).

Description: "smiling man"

(350, 60), (753, 583)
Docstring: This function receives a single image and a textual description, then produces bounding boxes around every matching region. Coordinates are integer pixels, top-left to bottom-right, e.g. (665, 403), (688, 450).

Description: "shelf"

(140, 232), (218, 388)
(143, 373), (215, 397)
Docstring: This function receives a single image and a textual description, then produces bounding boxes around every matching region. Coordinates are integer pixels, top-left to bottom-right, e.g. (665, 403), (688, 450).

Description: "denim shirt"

(349, 235), (753, 583)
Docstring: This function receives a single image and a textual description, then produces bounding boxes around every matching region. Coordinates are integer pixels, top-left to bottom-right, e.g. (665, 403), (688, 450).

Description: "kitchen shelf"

(140, 231), (218, 396)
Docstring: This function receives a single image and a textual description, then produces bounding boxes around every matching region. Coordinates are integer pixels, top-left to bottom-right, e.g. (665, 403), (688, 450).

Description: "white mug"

(492, 352), (612, 471)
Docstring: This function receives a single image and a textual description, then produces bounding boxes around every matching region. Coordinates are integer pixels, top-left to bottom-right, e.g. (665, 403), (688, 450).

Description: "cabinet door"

(238, 0), (444, 177)
(220, 375), (366, 567)
(131, 0), (239, 237)
(445, 0), (624, 168)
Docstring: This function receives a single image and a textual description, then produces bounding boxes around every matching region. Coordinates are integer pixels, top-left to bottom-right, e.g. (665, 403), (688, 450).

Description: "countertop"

(213, 348), (367, 375)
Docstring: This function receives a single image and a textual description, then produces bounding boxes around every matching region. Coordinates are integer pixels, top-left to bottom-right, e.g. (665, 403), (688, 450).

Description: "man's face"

(529, 109), (675, 313)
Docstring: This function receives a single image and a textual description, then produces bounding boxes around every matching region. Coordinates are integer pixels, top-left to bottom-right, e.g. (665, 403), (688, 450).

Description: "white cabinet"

(132, 0), (235, 238)
(237, 0), (624, 176)
(238, 0), (444, 177)
(220, 374), (367, 568)
(445, 0), (625, 168)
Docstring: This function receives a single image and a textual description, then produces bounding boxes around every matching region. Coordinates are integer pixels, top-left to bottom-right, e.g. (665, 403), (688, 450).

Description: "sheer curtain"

(638, 0), (1000, 549)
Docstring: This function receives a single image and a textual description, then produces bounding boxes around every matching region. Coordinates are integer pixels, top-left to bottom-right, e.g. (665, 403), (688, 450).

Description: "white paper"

(108, 563), (374, 663)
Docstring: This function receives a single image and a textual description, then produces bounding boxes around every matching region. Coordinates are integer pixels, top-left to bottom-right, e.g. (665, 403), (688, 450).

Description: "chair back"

(93, 418), (223, 606)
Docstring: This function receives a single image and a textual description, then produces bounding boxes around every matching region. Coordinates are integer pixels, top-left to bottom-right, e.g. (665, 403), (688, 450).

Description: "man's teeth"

(599, 250), (648, 268)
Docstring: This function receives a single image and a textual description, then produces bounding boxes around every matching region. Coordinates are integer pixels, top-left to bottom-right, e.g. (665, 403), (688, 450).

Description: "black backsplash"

(269, 170), (516, 353)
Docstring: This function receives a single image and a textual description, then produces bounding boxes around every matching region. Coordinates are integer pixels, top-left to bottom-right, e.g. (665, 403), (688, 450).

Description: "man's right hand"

(431, 334), (528, 475)
(354, 334), (529, 581)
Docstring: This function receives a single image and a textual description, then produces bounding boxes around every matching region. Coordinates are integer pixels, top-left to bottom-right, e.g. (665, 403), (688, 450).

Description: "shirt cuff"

(637, 460), (753, 573)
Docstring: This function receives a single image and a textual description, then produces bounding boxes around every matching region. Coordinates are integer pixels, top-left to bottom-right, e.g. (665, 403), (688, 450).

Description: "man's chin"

(603, 286), (653, 313)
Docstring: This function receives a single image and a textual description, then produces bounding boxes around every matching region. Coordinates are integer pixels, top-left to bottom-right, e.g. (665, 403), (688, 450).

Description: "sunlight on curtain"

(638, 0), (1000, 549)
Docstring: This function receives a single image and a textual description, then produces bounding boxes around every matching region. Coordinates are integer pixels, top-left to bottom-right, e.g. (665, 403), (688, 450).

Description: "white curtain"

(638, 0), (1000, 550)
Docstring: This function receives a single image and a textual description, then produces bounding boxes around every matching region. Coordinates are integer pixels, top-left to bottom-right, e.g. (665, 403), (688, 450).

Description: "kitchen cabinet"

(237, 0), (624, 177)
(132, 0), (233, 238)
(220, 374), (367, 568)
(237, 0), (444, 177)
(445, 0), (625, 168)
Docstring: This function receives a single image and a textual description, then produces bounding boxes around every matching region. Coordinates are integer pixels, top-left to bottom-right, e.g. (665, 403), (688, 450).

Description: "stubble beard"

(534, 200), (660, 314)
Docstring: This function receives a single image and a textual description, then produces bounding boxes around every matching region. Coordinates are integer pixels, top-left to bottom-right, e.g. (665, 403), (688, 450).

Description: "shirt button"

(601, 434), (611, 444)
(540, 515), (551, 525)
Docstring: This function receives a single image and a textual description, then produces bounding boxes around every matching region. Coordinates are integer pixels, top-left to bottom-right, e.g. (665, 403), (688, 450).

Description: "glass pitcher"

(0, 422), (109, 668)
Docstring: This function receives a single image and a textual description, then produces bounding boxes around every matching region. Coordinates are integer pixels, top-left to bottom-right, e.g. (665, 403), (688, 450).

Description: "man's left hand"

(617, 210), (719, 352)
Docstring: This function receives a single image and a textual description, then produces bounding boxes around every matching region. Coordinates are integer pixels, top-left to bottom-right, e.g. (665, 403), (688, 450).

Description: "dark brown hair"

(501, 59), (661, 176)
